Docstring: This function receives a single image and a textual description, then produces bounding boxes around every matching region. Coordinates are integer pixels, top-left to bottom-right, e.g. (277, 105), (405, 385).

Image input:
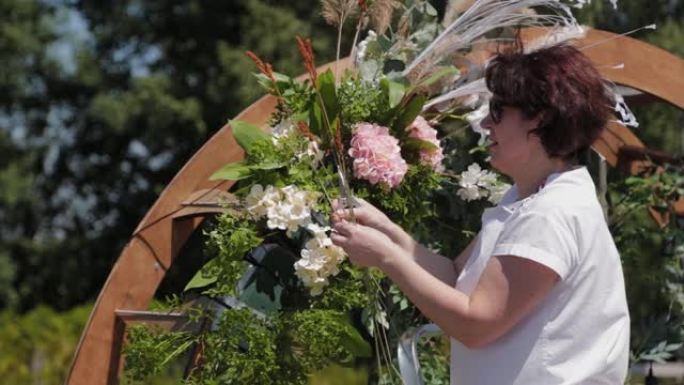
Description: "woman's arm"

(331, 221), (558, 349)
(396, 228), (477, 285)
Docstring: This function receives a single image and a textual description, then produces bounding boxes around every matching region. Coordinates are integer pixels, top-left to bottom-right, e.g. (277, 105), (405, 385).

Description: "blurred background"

(0, 0), (682, 384)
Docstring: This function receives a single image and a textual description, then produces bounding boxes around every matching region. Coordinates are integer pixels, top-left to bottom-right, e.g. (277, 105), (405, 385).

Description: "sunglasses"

(488, 98), (507, 124)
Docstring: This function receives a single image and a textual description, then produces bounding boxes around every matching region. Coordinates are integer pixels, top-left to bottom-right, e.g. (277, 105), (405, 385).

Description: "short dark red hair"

(485, 43), (614, 161)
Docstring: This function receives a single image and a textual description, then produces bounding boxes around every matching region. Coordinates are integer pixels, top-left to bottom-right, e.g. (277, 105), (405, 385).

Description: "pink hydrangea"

(348, 122), (408, 188)
(406, 116), (444, 172)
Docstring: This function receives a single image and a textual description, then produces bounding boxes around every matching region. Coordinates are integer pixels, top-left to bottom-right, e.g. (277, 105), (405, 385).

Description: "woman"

(331, 44), (630, 384)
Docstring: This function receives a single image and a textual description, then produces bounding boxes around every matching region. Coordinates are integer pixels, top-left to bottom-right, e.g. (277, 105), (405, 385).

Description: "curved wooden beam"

(67, 27), (684, 385)
(580, 29), (684, 110)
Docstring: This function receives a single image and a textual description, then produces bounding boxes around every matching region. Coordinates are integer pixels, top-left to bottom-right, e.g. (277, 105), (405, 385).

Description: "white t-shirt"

(451, 167), (630, 385)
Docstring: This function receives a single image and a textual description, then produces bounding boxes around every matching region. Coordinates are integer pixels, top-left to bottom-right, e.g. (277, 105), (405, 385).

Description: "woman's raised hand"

(332, 197), (389, 228)
(331, 198), (413, 253)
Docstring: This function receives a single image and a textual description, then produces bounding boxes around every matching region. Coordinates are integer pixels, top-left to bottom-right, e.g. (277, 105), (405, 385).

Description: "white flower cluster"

(244, 185), (346, 295)
(270, 119), (324, 165)
(355, 30), (377, 65)
(298, 140), (324, 164)
(294, 223), (347, 296)
(457, 163), (511, 204)
(245, 184), (319, 236)
(271, 119), (295, 141)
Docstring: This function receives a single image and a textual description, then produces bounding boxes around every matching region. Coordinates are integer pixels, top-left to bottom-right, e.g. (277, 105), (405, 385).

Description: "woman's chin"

(487, 157), (505, 174)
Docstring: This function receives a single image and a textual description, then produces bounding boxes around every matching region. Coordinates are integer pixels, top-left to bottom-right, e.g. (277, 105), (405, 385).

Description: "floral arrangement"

(122, 1), (622, 384)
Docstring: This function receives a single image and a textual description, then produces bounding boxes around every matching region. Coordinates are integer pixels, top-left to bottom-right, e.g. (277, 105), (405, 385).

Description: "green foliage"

(417, 335), (450, 385)
(284, 310), (372, 372)
(230, 120), (273, 155)
(607, 164), (684, 365)
(209, 161), (256, 181)
(194, 309), (279, 385)
(123, 306), (375, 385)
(271, 78), (316, 126)
(337, 79), (384, 125)
(309, 364), (368, 385)
(247, 134), (294, 168)
(380, 78), (407, 109)
(312, 266), (372, 312)
(0, 304), (91, 385)
(123, 325), (194, 382)
(318, 70), (341, 123)
(358, 164), (445, 244)
(202, 215), (262, 297)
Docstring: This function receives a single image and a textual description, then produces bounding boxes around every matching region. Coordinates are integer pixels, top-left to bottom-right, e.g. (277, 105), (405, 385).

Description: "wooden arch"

(66, 28), (684, 385)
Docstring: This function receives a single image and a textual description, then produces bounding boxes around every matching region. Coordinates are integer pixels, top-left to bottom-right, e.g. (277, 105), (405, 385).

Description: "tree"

(0, 0), (342, 311)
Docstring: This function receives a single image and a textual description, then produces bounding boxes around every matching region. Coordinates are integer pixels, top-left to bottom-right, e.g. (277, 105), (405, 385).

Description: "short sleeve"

(492, 210), (577, 280)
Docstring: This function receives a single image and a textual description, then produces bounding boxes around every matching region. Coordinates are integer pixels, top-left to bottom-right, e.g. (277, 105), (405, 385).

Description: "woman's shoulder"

(533, 168), (601, 211)
(512, 177), (602, 228)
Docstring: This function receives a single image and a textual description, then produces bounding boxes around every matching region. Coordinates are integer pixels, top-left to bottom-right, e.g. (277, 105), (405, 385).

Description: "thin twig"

(349, 2), (367, 62)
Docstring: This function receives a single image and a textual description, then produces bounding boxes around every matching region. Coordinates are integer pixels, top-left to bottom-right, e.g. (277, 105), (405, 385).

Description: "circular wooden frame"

(66, 28), (684, 385)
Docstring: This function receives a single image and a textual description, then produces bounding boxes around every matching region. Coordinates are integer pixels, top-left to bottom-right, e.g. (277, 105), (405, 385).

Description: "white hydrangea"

(270, 119), (296, 144)
(244, 184), (279, 218)
(296, 139), (324, 165)
(244, 185), (346, 295)
(457, 163), (509, 204)
(294, 223), (347, 296)
(244, 184), (319, 236)
(270, 119), (324, 167)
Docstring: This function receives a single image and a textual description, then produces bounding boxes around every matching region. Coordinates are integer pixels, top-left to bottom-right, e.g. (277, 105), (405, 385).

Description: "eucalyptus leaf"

(209, 161), (254, 181)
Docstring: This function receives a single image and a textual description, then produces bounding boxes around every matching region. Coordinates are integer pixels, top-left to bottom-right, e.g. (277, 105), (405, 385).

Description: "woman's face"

(481, 101), (544, 177)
